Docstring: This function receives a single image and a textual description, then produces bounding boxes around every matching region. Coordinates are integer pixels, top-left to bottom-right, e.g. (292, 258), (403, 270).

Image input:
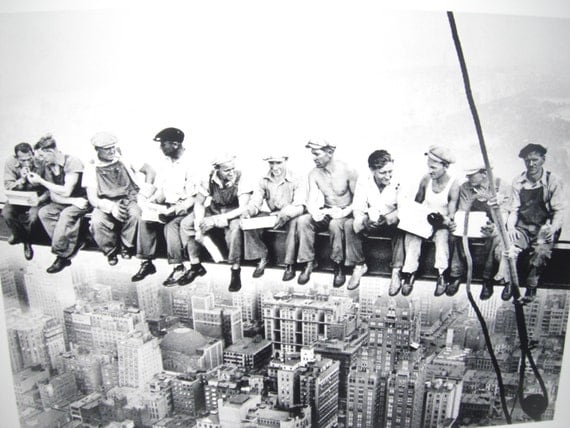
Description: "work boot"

(252, 257), (268, 278)
(298, 261), (314, 285)
(333, 262), (346, 288)
(498, 279), (511, 301)
(178, 263), (207, 286)
(131, 260), (157, 282)
(7, 235), (21, 245)
(228, 268), (242, 292)
(163, 264), (186, 287)
(23, 242), (34, 261)
(120, 246), (134, 260)
(107, 251), (119, 266)
(401, 272), (416, 296)
(434, 272), (448, 297)
(347, 264), (367, 290)
(522, 287), (537, 303)
(479, 279), (494, 300)
(388, 268), (402, 296)
(446, 276), (462, 297)
(282, 265), (296, 282)
(46, 256), (72, 274)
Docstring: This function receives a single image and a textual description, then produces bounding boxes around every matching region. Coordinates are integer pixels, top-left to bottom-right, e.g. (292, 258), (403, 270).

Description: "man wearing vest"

(447, 163), (511, 300)
(179, 155), (253, 291)
(400, 145), (460, 297)
(504, 143), (566, 301)
(83, 132), (155, 265)
(3, 142), (48, 260)
(25, 134), (90, 273)
(131, 127), (197, 286)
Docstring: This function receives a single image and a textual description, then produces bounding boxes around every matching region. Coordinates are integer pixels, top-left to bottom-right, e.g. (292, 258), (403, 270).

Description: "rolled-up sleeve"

(352, 176), (368, 217)
(549, 174), (566, 231)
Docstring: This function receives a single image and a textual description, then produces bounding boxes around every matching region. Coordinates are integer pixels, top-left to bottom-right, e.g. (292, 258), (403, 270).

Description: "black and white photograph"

(1, 1), (570, 427)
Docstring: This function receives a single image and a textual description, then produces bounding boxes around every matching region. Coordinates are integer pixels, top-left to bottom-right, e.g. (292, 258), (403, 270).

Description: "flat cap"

(263, 154), (288, 162)
(91, 132), (118, 149)
(212, 153), (236, 168)
(154, 127), (184, 143)
(518, 143), (547, 158)
(464, 163), (486, 176)
(305, 138), (336, 151)
(42, 151), (66, 166)
(425, 145), (455, 164)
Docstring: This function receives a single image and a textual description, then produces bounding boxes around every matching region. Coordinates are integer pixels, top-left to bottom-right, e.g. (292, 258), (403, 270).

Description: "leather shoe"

(163, 264), (186, 287)
(497, 279), (511, 301)
(434, 272), (448, 297)
(388, 268), (402, 296)
(120, 246), (134, 260)
(228, 268), (242, 292)
(333, 263), (346, 288)
(46, 256), (71, 273)
(282, 265), (296, 282)
(347, 264), (367, 290)
(446, 276), (462, 297)
(479, 279), (494, 300)
(131, 260), (157, 282)
(107, 253), (119, 266)
(523, 287), (537, 302)
(401, 272), (415, 296)
(178, 264), (207, 286)
(298, 261), (314, 285)
(252, 258), (268, 278)
(23, 243), (34, 261)
(8, 235), (21, 245)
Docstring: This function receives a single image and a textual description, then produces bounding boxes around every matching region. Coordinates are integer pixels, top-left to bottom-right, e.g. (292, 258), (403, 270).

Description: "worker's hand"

(72, 198), (89, 210)
(111, 202), (128, 222)
(26, 171), (41, 185)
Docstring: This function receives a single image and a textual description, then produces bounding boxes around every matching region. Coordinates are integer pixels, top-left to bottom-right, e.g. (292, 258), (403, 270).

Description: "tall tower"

(117, 331), (163, 388)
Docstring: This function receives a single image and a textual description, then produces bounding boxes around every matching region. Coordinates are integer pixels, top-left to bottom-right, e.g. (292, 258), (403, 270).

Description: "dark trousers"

(137, 215), (185, 264)
(297, 213), (352, 265)
(90, 201), (141, 255)
(38, 202), (89, 258)
(244, 214), (299, 265)
(181, 212), (243, 264)
(2, 202), (40, 243)
(514, 223), (557, 287)
(450, 234), (502, 280)
(345, 217), (405, 268)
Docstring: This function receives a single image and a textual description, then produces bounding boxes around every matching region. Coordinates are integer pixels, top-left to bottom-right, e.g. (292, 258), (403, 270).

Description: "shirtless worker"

(296, 139), (359, 287)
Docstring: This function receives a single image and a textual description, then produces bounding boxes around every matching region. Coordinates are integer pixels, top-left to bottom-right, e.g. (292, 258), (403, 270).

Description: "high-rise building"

(117, 331), (163, 388)
(64, 301), (148, 353)
(38, 371), (79, 409)
(232, 285), (260, 323)
(223, 337), (272, 370)
(218, 394), (262, 427)
(171, 288), (194, 325)
(385, 361), (420, 428)
(1, 266), (20, 310)
(7, 310), (65, 372)
(298, 351), (340, 428)
(24, 264), (76, 338)
(421, 379), (463, 428)
(159, 327), (224, 372)
(192, 293), (243, 346)
(368, 297), (419, 375)
(136, 280), (165, 319)
(169, 373), (204, 416)
(346, 354), (385, 428)
(60, 349), (110, 394)
(263, 291), (350, 359)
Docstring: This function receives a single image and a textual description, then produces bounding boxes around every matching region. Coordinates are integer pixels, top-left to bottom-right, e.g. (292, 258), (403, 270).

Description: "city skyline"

(1, 243), (569, 428)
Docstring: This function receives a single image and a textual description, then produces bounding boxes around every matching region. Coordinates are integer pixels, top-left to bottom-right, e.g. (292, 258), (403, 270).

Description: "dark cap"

(154, 127), (184, 144)
(518, 143), (547, 158)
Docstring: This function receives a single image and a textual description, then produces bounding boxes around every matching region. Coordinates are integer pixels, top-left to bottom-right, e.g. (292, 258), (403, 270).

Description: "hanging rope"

(461, 206), (511, 423)
(446, 11), (549, 421)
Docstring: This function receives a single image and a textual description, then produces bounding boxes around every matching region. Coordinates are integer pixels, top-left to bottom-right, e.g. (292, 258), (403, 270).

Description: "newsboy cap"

(212, 154), (236, 168)
(263, 154), (288, 162)
(305, 138), (336, 151)
(464, 164), (486, 176)
(91, 132), (118, 149)
(518, 143), (547, 158)
(154, 127), (185, 144)
(425, 145), (455, 164)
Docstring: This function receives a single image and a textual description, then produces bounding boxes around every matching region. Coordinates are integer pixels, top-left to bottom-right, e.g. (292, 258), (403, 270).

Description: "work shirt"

(249, 170), (305, 214)
(511, 170), (566, 231)
(458, 177), (511, 218)
(352, 172), (399, 220)
(3, 156), (43, 192)
(42, 151), (86, 198)
(153, 150), (196, 204)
